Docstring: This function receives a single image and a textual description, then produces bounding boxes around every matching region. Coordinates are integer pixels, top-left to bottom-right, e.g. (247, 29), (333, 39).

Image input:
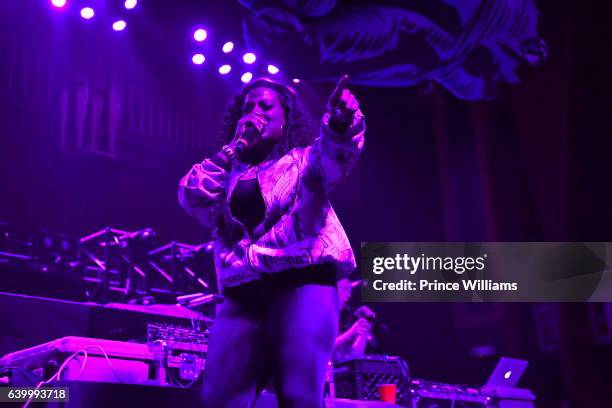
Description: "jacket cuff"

(322, 110), (365, 141)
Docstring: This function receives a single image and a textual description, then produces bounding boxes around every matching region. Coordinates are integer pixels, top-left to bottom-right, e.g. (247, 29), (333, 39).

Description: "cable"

(57, 350), (87, 382)
(162, 339), (201, 389)
(23, 349), (86, 408)
(77, 350), (88, 378)
(168, 315), (207, 389)
(22, 344), (123, 408)
(79, 345), (124, 384)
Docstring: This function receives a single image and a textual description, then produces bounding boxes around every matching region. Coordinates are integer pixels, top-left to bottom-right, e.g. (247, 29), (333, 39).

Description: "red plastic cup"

(377, 383), (397, 404)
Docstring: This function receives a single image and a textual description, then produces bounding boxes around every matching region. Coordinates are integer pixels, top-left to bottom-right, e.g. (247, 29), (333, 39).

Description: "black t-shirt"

(229, 178), (266, 235)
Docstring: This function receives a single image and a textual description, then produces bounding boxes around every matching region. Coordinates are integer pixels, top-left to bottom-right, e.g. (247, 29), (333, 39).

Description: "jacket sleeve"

(178, 152), (230, 228)
(302, 109), (365, 191)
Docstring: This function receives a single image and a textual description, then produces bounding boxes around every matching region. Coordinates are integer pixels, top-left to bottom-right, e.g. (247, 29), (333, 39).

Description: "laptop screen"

(485, 357), (529, 388)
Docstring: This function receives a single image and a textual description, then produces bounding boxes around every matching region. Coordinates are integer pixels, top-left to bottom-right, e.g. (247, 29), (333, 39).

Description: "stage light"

(241, 72), (253, 83)
(124, 0), (137, 10)
(292, 78), (301, 84)
(267, 64), (279, 75)
(219, 65), (232, 75)
(33, 230), (79, 268)
(50, 0), (67, 8)
(80, 7), (95, 19)
(193, 28), (207, 42)
(222, 42), (234, 53)
(242, 52), (256, 64)
(192, 53), (205, 65)
(112, 20), (127, 31)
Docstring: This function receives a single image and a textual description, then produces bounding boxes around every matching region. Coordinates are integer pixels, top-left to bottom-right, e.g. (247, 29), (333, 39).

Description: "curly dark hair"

(219, 79), (314, 158)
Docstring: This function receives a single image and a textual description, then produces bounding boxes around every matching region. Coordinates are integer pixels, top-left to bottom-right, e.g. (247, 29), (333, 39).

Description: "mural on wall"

(239, 0), (548, 100)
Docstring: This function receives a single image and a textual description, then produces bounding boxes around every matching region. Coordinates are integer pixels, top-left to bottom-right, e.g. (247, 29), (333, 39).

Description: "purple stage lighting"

(50, 0), (67, 8)
(80, 7), (95, 19)
(242, 52), (256, 64)
(219, 65), (232, 75)
(241, 72), (253, 83)
(112, 20), (127, 31)
(193, 28), (207, 42)
(192, 53), (206, 65)
(222, 42), (234, 53)
(267, 64), (280, 75)
(292, 78), (301, 84)
(124, 0), (138, 10)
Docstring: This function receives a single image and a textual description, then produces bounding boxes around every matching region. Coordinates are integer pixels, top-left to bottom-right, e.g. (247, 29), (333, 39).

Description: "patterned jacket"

(178, 110), (365, 292)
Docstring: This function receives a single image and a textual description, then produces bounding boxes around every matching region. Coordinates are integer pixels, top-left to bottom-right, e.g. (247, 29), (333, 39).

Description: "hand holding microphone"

(231, 112), (267, 155)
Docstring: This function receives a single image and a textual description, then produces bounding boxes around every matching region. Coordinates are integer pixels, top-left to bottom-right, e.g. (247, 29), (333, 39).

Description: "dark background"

(0, 0), (610, 407)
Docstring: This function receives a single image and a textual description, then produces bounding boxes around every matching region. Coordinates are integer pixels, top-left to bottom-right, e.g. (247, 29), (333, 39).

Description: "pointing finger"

(328, 74), (350, 109)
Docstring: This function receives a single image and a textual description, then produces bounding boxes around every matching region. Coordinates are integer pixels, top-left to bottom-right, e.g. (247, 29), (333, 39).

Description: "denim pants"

(201, 269), (339, 408)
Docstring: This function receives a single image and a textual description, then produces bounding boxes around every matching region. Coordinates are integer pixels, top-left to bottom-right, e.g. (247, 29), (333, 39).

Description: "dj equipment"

(408, 357), (535, 408)
(146, 323), (209, 345)
(409, 379), (488, 408)
(0, 337), (155, 385)
(410, 380), (535, 408)
(333, 355), (411, 405)
(333, 356), (535, 408)
(148, 338), (207, 386)
(0, 292), (210, 356)
(0, 336), (208, 387)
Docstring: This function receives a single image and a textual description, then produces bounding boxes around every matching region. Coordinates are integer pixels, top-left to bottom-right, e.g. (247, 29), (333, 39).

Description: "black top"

(229, 178), (266, 236)
(225, 175), (337, 299)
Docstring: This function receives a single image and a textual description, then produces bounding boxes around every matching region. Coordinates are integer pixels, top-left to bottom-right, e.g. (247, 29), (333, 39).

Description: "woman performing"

(178, 74), (365, 407)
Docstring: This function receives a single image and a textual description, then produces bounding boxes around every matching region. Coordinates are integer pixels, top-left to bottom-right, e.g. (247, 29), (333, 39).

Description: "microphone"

(350, 279), (366, 289)
(352, 305), (389, 332)
(235, 122), (263, 155)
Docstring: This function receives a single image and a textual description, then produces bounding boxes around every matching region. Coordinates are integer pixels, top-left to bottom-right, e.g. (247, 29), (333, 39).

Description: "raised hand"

(327, 74), (360, 132)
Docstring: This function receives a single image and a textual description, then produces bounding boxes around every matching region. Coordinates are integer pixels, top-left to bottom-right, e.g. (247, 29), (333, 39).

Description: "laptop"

(482, 357), (535, 401)
(485, 357), (528, 388)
